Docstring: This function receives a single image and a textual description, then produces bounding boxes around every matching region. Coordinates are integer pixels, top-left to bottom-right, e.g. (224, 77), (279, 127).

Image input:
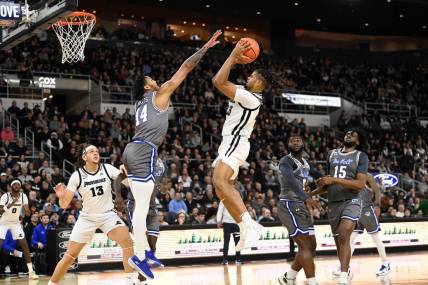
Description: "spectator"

(7, 100), (20, 118)
(184, 192), (197, 214)
(64, 214), (75, 227)
(31, 214), (53, 251)
(0, 230), (27, 275)
(168, 192), (188, 214)
(258, 208), (276, 223)
(174, 211), (187, 225)
(1, 127), (14, 142)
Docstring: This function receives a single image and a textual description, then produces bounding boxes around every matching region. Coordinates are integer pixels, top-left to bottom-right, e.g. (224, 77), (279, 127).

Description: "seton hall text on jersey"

(332, 158), (353, 165)
(84, 178), (107, 187)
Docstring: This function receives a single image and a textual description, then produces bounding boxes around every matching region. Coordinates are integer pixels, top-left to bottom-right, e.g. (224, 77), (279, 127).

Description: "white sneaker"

(337, 269), (353, 285)
(236, 220), (263, 251)
(376, 262), (391, 276)
(277, 272), (297, 285)
(28, 271), (39, 280)
(332, 267), (341, 277)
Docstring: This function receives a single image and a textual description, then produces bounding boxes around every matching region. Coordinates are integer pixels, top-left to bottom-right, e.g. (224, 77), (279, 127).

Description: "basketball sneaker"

(332, 267), (341, 277)
(376, 262), (391, 276)
(222, 259), (229, 265)
(28, 271), (39, 280)
(128, 256), (154, 280)
(236, 220), (263, 251)
(145, 250), (164, 268)
(235, 259), (243, 265)
(277, 272), (296, 285)
(337, 269), (353, 285)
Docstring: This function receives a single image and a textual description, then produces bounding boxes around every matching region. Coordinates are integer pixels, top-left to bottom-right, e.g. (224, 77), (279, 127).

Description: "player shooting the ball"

(212, 38), (273, 251)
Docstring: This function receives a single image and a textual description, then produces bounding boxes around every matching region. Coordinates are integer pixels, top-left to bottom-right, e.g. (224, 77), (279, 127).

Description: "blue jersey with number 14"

(133, 91), (169, 147)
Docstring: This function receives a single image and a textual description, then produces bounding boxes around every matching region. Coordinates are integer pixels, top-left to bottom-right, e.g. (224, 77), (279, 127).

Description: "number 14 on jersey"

(135, 104), (148, 126)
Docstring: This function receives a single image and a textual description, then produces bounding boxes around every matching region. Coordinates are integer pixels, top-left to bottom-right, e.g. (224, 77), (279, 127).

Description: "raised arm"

(155, 30), (222, 110)
(212, 39), (252, 99)
(54, 183), (75, 209)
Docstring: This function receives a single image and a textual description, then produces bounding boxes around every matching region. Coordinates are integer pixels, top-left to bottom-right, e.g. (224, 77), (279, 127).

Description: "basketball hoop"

(52, 11), (96, 64)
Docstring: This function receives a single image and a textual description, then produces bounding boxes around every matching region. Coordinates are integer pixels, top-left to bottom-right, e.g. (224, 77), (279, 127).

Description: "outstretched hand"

(230, 39), (252, 63)
(203, 30), (222, 49)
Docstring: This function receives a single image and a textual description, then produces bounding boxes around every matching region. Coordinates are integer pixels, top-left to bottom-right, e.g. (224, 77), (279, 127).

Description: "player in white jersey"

(48, 144), (136, 285)
(212, 39), (273, 251)
(0, 179), (38, 280)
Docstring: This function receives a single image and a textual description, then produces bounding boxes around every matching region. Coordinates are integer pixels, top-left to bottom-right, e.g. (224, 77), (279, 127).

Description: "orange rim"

(54, 11), (96, 27)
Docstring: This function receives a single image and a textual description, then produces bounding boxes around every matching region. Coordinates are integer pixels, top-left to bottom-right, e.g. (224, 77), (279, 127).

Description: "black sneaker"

(222, 259), (229, 265)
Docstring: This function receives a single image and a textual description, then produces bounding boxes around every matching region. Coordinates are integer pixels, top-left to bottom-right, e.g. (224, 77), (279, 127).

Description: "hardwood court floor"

(4, 252), (428, 285)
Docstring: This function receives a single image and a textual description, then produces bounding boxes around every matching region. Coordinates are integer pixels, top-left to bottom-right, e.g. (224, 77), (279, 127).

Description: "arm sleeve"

(0, 194), (7, 207)
(105, 164), (121, 180)
(22, 193), (29, 205)
(279, 157), (308, 201)
(356, 152), (369, 174)
(234, 86), (261, 109)
(217, 202), (224, 223)
(66, 171), (80, 193)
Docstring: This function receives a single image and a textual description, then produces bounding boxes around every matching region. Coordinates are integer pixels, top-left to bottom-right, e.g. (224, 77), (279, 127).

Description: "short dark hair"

(255, 69), (273, 90)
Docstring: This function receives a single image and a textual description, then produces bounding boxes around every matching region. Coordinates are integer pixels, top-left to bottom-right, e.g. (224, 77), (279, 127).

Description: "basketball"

(239, 37), (260, 64)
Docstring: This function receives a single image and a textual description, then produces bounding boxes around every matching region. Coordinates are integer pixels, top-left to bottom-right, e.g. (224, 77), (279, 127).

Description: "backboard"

(0, 0), (78, 50)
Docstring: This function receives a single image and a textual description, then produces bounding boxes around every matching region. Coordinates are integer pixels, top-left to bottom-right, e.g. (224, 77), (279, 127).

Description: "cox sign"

(38, 77), (56, 89)
(374, 173), (399, 188)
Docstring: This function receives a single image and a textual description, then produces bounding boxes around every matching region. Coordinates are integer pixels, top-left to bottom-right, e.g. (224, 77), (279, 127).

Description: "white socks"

(27, 263), (34, 273)
(130, 180), (155, 259)
(287, 268), (298, 279)
(241, 212), (253, 224)
(48, 281), (58, 285)
(307, 277), (317, 285)
(339, 271), (349, 284)
(370, 232), (388, 262)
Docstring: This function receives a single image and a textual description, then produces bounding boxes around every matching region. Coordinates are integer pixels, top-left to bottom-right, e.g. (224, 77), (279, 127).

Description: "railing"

(24, 127), (35, 158)
(40, 141), (52, 168)
(62, 159), (75, 179)
(0, 69), (93, 81)
(364, 102), (417, 118)
(273, 96), (332, 115)
(0, 80), (45, 99)
(173, 102), (197, 110)
(2, 110), (20, 139)
(398, 173), (428, 192)
(100, 84), (133, 104)
(179, 117), (203, 147)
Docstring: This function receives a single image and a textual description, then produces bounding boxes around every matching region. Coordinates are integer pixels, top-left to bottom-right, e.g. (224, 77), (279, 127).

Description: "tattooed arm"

(154, 30), (222, 111)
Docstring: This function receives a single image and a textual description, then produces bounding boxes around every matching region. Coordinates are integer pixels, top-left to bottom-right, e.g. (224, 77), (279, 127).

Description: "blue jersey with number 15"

(133, 91), (169, 147)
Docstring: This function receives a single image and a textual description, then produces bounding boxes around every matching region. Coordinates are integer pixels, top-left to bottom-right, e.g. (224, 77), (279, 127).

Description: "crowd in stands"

(0, 27), (428, 274)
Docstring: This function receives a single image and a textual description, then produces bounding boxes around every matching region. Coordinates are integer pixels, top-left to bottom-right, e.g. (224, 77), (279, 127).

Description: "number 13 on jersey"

(135, 104), (148, 126)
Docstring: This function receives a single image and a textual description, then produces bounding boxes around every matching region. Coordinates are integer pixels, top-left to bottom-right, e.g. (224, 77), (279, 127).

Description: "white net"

(52, 12), (96, 64)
